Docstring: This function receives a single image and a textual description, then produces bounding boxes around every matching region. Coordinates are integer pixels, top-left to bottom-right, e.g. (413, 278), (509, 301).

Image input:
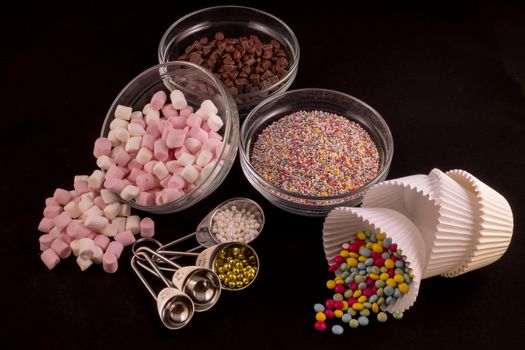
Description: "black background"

(2, 1), (525, 349)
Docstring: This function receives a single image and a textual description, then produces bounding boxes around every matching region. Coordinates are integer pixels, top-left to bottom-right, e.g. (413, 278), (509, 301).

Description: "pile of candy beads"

(314, 230), (412, 335)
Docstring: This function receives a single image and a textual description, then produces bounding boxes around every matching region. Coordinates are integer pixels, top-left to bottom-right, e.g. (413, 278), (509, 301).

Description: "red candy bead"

(347, 298), (357, 306)
(375, 258), (385, 267)
(334, 301), (344, 310)
(333, 255), (344, 264)
(366, 278), (374, 286)
(325, 309), (335, 319)
(372, 286), (378, 293)
(335, 285), (346, 294)
(349, 243), (360, 253)
(390, 243), (397, 251)
(371, 252), (381, 259)
(363, 288), (374, 297)
(388, 269), (394, 277)
(350, 282), (358, 291)
(328, 264), (338, 272)
(315, 321), (327, 331)
(325, 299), (335, 309)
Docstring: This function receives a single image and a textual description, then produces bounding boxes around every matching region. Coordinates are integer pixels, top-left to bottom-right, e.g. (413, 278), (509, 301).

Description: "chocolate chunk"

(215, 32), (225, 41)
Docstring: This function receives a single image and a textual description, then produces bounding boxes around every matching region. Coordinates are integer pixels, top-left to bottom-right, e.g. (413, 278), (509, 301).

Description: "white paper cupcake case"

(323, 207), (426, 313)
(441, 170), (513, 277)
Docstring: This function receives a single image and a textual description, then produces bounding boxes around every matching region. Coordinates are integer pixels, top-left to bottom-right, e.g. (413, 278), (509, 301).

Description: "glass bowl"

(158, 5), (300, 117)
(239, 88), (394, 216)
(101, 61), (239, 213)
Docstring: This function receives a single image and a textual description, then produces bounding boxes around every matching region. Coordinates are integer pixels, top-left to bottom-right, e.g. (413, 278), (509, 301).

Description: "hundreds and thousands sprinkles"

(250, 110), (379, 196)
(314, 230), (413, 335)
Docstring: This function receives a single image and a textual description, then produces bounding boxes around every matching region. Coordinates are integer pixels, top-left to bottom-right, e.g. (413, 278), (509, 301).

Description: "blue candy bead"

(359, 247), (371, 257)
(395, 260), (404, 268)
(381, 252), (390, 259)
(358, 282), (367, 290)
(365, 258), (374, 266)
(332, 325), (344, 335)
(384, 285), (394, 296)
(314, 303), (325, 312)
(383, 237), (392, 248)
(369, 294), (378, 303)
(342, 313), (352, 323)
(358, 316), (369, 326)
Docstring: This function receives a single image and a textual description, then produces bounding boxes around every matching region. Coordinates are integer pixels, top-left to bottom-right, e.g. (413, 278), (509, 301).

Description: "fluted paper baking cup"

(323, 207), (426, 312)
(441, 170), (513, 277)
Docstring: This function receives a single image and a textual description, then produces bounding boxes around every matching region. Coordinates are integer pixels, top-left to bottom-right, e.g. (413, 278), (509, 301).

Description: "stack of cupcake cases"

(322, 168), (513, 311)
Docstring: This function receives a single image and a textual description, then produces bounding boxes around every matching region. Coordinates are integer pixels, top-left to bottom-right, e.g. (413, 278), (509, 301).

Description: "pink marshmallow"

(103, 178), (126, 193)
(88, 232), (97, 240)
(141, 134), (156, 151)
(154, 139), (169, 162)
(135, 191), (155, 206)
(168, 116), (187, 129)
(162, 104), (179, 118)
(208, 131), (223, 142)
(136, 174), (157, 191)
(158, 119), (172, 134)
(53, 188), (71, 206)
(166, 129), (186, 149)
(93, 196), (106, 210)
(175, 146), (190, 159)
(189, 126), (208, 143)
(128, 168), (146, 182)
(161, 188), (185, 204)
(127, 159), (143, 171)
(201, 122), (211, 132)
(202, 139), (220, 153)
(114, 230), (136, 247)
(73, 180), (90, 195)
(44, 205), (62, 219)
(51, 238), (72, 259)
(146, 124), (161, 138)
(151, 91), (167, 111)
(39, 234), (55, 251)
(130, 118), (146, 129)
(105, 165), (125, 180)
(143, 160), (158, 174)
(102, 252), (118, 273)
(38, 217), (55, 233)
(94, 234), (111, 251)
(179, 106), (194, 117)
(168, 174), (185, 190)
(114, 149), (131, 167)
(186, 113), (202, 128)
(41, 248), (60, 270)
(45, 197), (59, 207)
(53, 212), (72, 231)
(140, 217), (155, 238)
(93, 137), (112, 158)
(159, 175), (171, 188)
(66, 221), (91, 238)
(106, 241), (124, 258)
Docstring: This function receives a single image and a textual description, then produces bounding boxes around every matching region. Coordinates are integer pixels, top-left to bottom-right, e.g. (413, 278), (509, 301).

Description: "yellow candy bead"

(369, 273), (380, 280)
(399, 282), (410, 294)
(347, 257), (358, 267)
(394, 274), (404, 283)
(349, 252), (359, 258)
(365, 242), (373, 249)
(352, 303), (364, 311)
(376, 233), (385, 240)
(380, 273), (389, 281)
(372, 244), (383, 253)
(335, 279), (344, 285)
(409, 269), (415, 278)
(342, 301), (349, 311)
(316, 312), (326, 321)
(384, 259), (395, 269)
(326, 280), (336, 289)
(358, 295), (367, 304)
(353, 290), (362, 298)
(372, 303), (379, 313)
(339, 250), (350, 257)
(358, 256), (367, 263)
(357, 232), (366, 240)
(386, 278), (397, 287)
(334, 310), (343, 318)
(377, 240), (383, 247)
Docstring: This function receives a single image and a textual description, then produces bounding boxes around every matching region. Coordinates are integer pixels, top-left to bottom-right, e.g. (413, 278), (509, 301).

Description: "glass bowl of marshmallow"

(96, 61), (239, 213)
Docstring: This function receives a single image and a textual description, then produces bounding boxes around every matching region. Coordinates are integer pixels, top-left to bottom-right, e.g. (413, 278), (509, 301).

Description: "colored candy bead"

(316, 312), (326, 322)
(332, 325), (344, 335)
(342, 313), (351, 323)
(334, 310), (343, 318)
(315, 321), (327, 331)
(349, 319), (359, 328)
(326, 279), (336, 289)
(314, 303), (325, 312)
(358, 316), (369, 326)
(377, 312), (388, 322)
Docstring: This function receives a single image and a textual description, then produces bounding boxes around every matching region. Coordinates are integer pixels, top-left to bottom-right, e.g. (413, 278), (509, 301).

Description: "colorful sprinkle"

(251, 110), (379, 196)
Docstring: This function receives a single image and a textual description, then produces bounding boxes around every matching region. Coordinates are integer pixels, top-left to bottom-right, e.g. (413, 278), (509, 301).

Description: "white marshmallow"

(135, 147), (153, 165)
(207, 114), (224, 132)
(110, 118), (129, 130)
(200, 100), (218, 120)
(177, 152), (196, 167)
(64, 201), (82, 218)
(78, 197), (94, 213)
(76, 256), (93, 271)
(91, 246), (104, 264)
(83, 205), (103, 218)
(77, 238), (96, 259)
(74, 175), (90, 183)
(142, 103), (153, 116)
(185, 137), (202, 153)
(101, 189), (119, 204)
(111, 217), (126, 232)
(120, 185), (140, 201)
(103, 202), (121, 220)
(49, 226), (62, 238)
(80, 192), (95, 201)
(131, 111), (143, 120)
(170, 90), (187, 109)
(96, 155), (113, 171)
(100, 223), (118, 237)
(115, 105), (132, 120)
(115, 127), (129, 143)
(153, 161), (169, 180)
(70, 239), (80, 257)
(128, 123), (146, 137)
(88, 170), (105, 190)
(196, 150), (213, 167)
(119, 204), (131, 217)
(107, 130), (120, 146)
(181, 165), (200, 184)
(166, 160), (181, 173)
(125, 136), (142, 153)
(84, 215), (109, 231)
(145, 110), (160, 126)
(125, 215), (141, 235)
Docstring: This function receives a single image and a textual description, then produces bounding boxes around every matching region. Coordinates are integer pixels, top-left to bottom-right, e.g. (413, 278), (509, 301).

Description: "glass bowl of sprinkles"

(239, 88), (393, 216)
(158, 5), (300, 117)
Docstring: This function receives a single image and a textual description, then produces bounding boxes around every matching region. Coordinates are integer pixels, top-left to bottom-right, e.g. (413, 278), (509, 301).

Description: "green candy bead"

(377, 312), (388, 322)
(377, 288), (384, 297)
(360, 309), (370, 317)
(371, 266), (380, 274)
(344, 290), (353, 298)
(375, 280), (385, 288)
(339, 263), (348, 271)
(333, 293), (344, 301)
(377, 297), (385, 306)
(349, 319), (359, 328)
(347, 308), (357, 316)
(392, 311), (404, 319)
(363, 302), (372, 309)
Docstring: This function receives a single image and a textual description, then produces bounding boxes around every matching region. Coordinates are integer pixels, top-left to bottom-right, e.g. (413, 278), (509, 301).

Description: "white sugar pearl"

(115, 105), (132, 121)
(207, 114), (224, 132)
(170, 90), (187, 109)
(125, 136), (142, 153)
(177, 152), (196, 167)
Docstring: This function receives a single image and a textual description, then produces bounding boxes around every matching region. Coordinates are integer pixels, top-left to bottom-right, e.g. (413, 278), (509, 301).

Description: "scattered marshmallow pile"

(211, 206), (261, 243)
(38, 175), (155, 273)
(95, 89), (228, 207)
